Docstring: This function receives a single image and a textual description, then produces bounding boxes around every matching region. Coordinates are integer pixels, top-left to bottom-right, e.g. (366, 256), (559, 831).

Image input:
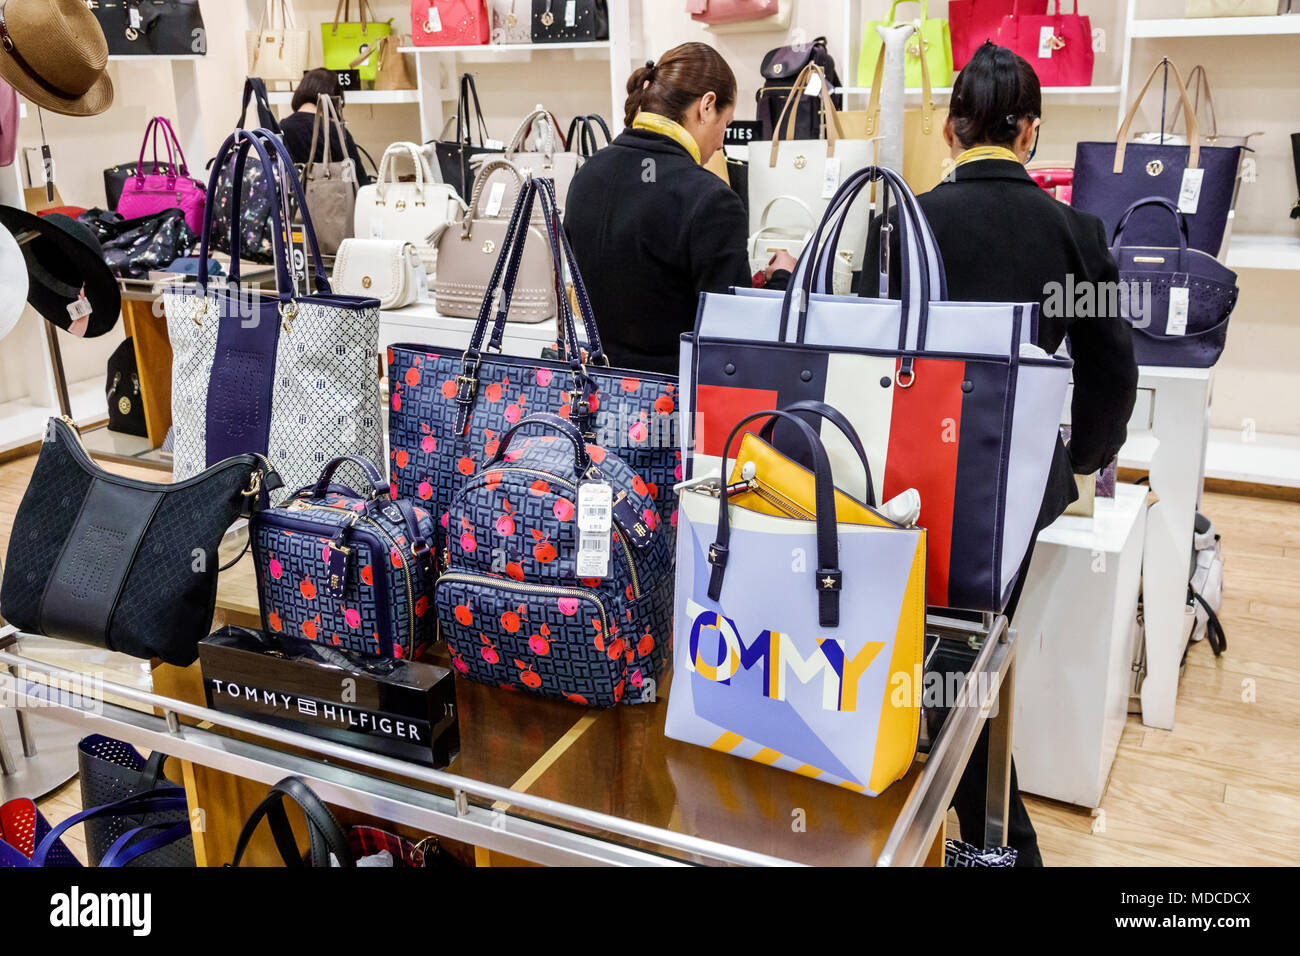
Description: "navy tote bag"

(1073, 59), (1242, 258)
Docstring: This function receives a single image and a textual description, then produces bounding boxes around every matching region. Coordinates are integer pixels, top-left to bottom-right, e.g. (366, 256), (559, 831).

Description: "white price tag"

(427, 7), (442, 32)
(1167, 286), (1190, 337)
(1038, 26), (1055, 59)
(484, 138), (504, 150)
(418, 264), (430, 299)
(577, 481), (612, 579)
(485, 181), (507, 217)
(578, 481), (612, 533)
(66, 294), (93, 322)
(565, 0), (577, 27)
(821, 155), (841, 199)
(1178, 167), (1204, 214)
(804, 72), (822, 98)
(1091, 27), (1106, 54)
(129, 6), (143, 29)
(369, 218), (384, 239)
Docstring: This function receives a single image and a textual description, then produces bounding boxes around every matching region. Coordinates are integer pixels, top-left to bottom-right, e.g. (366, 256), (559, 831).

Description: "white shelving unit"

(1225, 233), (1300, 272)
(265, 89), (421, 106)
(399, 40), (614, 54)
(1127, 14), (1300, 37)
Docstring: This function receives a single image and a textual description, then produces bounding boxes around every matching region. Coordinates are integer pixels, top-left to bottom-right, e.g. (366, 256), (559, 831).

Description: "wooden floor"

(2, 448), (1297, 866)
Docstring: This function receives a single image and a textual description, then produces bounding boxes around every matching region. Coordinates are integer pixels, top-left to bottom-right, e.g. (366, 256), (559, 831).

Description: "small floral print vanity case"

(251, 456), (438, 660)
(435, 413), (673, 706)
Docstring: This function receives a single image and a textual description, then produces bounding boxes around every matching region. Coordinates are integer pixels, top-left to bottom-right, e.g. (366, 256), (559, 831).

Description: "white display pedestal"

(1118, 367), (1212, 730)
(1011, 483), (1148, 808)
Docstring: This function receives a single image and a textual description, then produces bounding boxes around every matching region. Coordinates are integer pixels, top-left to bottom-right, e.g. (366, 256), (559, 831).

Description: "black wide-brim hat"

(0, 206), (120, 338)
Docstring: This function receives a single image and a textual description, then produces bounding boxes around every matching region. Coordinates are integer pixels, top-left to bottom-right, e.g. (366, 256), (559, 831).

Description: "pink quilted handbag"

(117, 117), (207, 235)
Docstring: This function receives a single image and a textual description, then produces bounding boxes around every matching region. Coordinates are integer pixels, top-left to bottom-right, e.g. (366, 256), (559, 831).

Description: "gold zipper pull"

(242, 470), (264, 498)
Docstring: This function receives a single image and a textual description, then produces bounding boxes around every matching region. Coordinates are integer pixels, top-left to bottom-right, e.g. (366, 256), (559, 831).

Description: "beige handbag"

(842, 41), (952, 195)
(334, 239), (425, 309)
(472, 108), (582, 216)
(490, 0), (532, 43)
(747, 64), (875, 275)
(373, 34), (416, 91)
(1185, 0), (1277, 14)
(247, 0), (310, 84)
(301, 95), (359, 257)
(355, 143), (465, 273)
(432, 159), (558, 323)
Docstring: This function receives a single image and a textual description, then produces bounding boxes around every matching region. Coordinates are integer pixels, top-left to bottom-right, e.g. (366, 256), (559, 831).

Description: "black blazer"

(564, 129), (782, 375)
(866, 159), (1139, 529)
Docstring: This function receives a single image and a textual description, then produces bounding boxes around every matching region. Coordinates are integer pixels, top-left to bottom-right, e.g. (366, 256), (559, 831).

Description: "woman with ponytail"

(869, 42), (1138, 868)
(564, 42), (794, 374)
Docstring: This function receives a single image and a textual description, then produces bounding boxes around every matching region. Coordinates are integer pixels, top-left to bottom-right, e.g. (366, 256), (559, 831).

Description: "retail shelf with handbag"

(88, 0), (207, 57)
(994, 0), (1094, 87)
(530, 0), (608, 42)
(412, 0), (492, 47)
(354, 142), (465, 273)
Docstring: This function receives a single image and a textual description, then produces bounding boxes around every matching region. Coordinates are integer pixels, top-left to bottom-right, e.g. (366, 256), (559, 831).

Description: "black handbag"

(1109, 196), (1238, 368)
(429, 73), (503, 201)
(0, 417), (279, 665)
(756, 36), (843, 141)
(77, 735), (195, 868)
(105, 338), (147, 437)
(78, 207), (198, 279)
(231, 777), (446, 868)
(565, 113), (612, 159)
(531, 0), (606, 42)
(89, 0), (207, 57)
(207, 79), (284, 264)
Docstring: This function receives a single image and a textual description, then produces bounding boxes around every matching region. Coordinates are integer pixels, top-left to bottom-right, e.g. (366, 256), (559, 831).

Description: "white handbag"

(471, 107), (581, 216)
(490, 0), (532, 43)
(747, 64), (875, 278)
(247, 0), (311, 84)
(333, 238), (426, 310)
(748, 196), (853, 295)
(354, 143), (465, 273)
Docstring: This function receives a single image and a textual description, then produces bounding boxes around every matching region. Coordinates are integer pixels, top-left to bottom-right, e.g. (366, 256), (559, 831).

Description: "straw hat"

(0, 0), (113, 117)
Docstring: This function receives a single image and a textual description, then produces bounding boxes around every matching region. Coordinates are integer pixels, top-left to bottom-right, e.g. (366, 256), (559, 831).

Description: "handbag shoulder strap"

(464, 157), (524, 225)
(769, 64), (842, 166)
(1114, 59), (1200, 173)
(231, 777), (354, 868)
(306, 94), (346, 174)
(32, 790), (190, 867)
(377, 141), (429, 197)
(758, 195), (815, 231)
(509, 108), (559, 156)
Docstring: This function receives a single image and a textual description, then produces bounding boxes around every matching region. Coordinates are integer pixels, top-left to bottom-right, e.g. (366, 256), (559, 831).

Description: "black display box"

(199, 627), (458, 768)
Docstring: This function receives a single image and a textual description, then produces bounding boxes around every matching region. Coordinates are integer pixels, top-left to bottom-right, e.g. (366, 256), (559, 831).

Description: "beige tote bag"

(247, 0), (310, 84)
(301, 95), (358, 257)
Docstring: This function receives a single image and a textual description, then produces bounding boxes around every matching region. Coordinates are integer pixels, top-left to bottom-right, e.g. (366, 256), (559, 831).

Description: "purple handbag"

(1109, 197), (1238, 368)
(1072, 60), (1242, 258)
(117, 117), (208, 236)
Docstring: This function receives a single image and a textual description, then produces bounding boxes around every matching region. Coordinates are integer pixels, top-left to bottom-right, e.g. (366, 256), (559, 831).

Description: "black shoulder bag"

(0, 417), (280, 665)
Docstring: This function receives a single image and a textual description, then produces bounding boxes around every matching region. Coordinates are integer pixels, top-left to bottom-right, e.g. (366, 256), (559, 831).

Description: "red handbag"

(1028, 164), (1074, 203)
(995, 0), (1093, 87)
(686, 0), (778, 24)
(412, 0), (490, 45)
(948, 0), (1046, 70)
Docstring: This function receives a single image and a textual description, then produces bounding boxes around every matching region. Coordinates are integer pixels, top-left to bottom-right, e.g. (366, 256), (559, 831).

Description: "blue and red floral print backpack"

(435, 413), (673, 707)
(250, 456), (438, 660)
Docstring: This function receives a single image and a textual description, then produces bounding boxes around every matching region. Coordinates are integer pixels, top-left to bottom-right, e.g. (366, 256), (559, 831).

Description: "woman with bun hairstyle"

(869, 42), (1138, 867)
(564, 43), (794, 375)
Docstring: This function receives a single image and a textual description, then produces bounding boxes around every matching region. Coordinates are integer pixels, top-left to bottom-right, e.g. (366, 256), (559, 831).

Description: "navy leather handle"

(487, 412), (591, 476)
(32, 790), (190, 867)
(310, 456), (388, 500)
(1111, 196), (1190, 253)
(231, 776), (354, 868)
(100, 820), (192, 868)
(707, 410), (844, 628)
(757, 400), (876, 506)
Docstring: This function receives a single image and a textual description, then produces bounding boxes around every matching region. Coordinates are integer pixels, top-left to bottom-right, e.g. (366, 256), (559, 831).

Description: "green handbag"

(857, 0), (953, 90)
(322, 0), (393, 83)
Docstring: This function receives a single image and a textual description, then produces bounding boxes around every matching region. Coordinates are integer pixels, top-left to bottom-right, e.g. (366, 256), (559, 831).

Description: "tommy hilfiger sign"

(199, 626), (458, 767)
